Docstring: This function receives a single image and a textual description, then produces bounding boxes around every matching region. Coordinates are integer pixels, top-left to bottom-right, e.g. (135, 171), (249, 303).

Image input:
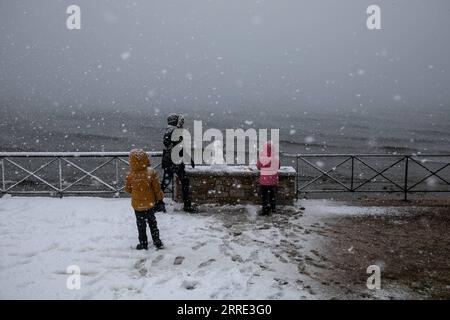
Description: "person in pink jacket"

(256, 141), (280, 215)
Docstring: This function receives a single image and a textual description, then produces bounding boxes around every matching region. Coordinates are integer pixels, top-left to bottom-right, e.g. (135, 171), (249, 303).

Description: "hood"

(261, 141), (272, 157)
(259, 141), (278, 164)
(129, 149), (150, 171)
(260, 141), (276, 157)
(167, 113), (184, 128)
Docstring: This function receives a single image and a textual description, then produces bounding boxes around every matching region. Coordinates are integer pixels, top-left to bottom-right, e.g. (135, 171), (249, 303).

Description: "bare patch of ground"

(315, 203), (450, 299)
(203, 200), (450, 299)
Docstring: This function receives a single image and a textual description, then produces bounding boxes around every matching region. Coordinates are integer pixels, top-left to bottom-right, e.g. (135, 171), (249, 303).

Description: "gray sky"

(1, 0), (450, 113)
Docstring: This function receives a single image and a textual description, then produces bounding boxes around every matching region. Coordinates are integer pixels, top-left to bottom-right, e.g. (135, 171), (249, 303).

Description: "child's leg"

(135, 211), (148, 246)
(260, 186), (270, 215)
(269, 186), (277, 212)
(146, 209), (162, 247)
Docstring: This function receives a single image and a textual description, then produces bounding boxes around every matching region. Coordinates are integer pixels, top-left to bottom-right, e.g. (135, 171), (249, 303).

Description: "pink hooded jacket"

(256, 141), (280, 186)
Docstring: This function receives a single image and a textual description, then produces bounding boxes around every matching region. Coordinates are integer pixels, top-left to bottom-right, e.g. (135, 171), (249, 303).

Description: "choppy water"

(1, 102), (448, 156)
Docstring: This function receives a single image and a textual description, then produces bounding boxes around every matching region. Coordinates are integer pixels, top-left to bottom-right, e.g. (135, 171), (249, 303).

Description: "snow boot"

(154, 240), (164, 250)
(184, 204), (198, 213)
(259, 208), (270, 216)
(136, 242), (148, 250)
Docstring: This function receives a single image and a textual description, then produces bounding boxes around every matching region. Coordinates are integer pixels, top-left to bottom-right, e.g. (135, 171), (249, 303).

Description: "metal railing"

(0, 152), (449, 200)
(282, 153), (450, 200)
(0, 152), (175, 197)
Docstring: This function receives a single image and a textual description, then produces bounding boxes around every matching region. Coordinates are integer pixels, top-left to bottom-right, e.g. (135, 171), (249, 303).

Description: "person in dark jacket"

(160, 113), (198, 213)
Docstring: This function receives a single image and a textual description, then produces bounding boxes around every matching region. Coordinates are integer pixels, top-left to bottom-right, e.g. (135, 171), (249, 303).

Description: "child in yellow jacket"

(125, 149), (165, 250)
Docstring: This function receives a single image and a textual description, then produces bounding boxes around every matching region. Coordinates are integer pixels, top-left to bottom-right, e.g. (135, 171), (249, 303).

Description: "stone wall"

(175, 165), (296, 205)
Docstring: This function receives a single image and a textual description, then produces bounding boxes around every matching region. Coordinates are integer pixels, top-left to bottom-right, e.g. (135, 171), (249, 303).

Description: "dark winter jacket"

(162, 114), (193, 169)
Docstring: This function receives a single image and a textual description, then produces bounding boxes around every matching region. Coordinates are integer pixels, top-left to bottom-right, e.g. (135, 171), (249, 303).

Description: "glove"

(155, 200), (166, 213)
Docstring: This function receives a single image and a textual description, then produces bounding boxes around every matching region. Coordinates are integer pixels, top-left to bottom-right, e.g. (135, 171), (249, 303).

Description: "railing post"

(404, 156), (409, 201)
(58, 157), (63, 198)
(115, 157), (119, 197)
(1, 158), (5, 193)
(296, 156), (299, 200)
(350, 156), (354, 191)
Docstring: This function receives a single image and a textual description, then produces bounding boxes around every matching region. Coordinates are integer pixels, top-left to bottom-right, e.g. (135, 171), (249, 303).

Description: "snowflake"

(304, 136), (315, 144)
(393, 94), (402, 101)
(120, 51), (131, 60)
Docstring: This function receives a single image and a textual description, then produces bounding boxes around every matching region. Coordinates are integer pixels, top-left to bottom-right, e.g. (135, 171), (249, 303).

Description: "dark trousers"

(161, 165), (191, 206)
(135, 209), (161, 245)
(261, 186), (277, 214)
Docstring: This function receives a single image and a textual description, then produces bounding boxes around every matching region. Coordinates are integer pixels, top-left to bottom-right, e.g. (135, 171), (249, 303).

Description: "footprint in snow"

(198, 259), (216, 268)
(134, 258), (148, 276)
(192, 242), (207, 251)
(231, 254), (243, 263)
(274, 278), (289, 286)
(182, 280), (199, 290)
(173, 256), (185, 265)
(151, 254), (164, 266)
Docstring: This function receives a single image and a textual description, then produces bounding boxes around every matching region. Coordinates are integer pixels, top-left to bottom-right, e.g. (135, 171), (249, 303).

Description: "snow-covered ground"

(0, 196), (413, 299)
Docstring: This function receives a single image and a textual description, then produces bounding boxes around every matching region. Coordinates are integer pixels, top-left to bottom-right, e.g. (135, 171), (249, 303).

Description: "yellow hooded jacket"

(124, 149), (164, 211)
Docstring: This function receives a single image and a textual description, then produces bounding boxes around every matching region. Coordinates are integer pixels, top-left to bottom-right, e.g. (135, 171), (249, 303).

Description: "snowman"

(210, 140), (226, 170)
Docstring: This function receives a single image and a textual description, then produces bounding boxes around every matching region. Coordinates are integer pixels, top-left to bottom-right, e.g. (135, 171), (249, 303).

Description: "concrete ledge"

(175, 165), (296, 205)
